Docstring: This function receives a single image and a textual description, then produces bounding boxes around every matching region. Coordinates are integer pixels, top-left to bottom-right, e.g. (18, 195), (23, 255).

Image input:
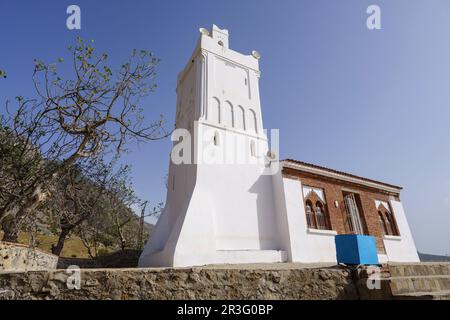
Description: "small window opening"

(250, 140), (256, 157)
(214, 131), (220, 146)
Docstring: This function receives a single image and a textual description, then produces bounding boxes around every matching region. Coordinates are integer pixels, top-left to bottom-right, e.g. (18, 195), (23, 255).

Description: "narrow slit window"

(214, 131), (220, 146)
(250, 140), (256, 157)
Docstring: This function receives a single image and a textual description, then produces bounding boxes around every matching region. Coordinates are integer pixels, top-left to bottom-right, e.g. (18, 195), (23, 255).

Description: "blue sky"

(1, 0), (449, 255)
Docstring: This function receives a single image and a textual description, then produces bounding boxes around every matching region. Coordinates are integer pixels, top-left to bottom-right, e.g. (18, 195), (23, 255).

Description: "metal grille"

(344, 194), (364, 234)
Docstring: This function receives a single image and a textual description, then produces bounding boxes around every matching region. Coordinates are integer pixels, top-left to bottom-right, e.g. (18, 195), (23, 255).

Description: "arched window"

(386, 212), (399, 236)
(305, 200), (315, 229)
(384, 213), (393, 235)
(302, 186), (332, 231)
(375, 200), (400, 236)
(315, 201), (328, 230)
(378, 211), (387, 236)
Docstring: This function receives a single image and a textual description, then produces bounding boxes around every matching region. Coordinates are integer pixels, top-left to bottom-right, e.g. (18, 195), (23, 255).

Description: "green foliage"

(0, 37), (166, 246)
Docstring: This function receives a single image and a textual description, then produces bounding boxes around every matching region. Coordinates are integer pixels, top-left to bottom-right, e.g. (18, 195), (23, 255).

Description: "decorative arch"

(207, 97), (220, 124)
(378, 211), (388, 236)
(386, 213), (399, 236)
(302, 186), (331, 230)
(375, 200), (400, 236)
(222, 101), (233, 127)
(247, 108), (258, 133)
(235, 105), (245, 130)
(314, 201), (328, 230)
(305, 200), (315, 229)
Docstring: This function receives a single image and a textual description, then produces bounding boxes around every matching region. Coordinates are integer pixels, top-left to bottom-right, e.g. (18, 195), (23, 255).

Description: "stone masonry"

(1, 262), (449, 300)
(0, 264), (359, 300)
(0, 242), (58, 272)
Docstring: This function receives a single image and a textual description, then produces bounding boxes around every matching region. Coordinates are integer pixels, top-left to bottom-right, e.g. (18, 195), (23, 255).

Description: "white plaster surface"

(383, 200), (420, 262)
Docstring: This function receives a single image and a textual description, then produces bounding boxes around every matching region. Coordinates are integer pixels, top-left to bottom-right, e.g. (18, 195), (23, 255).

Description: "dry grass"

(0, 231), (91, 258)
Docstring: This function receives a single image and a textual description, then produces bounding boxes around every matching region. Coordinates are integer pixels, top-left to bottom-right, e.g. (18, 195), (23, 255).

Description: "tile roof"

(282, 159), (402, 191)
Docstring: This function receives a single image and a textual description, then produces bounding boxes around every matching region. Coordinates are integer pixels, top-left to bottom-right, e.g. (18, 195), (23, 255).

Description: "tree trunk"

(119, 229), (126, 250)
(1, 184), (48, 243)
(116, 222), (127, 250)
(1, 218), (19, 243)
(52, 228), (70, 256)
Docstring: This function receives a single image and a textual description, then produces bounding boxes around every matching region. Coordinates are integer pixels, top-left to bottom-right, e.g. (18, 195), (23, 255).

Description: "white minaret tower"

(139, 25), (284, 267)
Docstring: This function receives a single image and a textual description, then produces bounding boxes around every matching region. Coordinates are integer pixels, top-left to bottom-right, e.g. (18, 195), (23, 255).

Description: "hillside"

(418, 252), (450, 262)
(1, 221), (154, 258)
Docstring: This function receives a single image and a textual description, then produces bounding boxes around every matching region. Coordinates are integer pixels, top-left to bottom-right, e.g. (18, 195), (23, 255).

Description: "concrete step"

(389, 275), (450, 295)
(393, 289), (450, 300)
(214, 250), (288, 264)
(388, 263), (450, 277)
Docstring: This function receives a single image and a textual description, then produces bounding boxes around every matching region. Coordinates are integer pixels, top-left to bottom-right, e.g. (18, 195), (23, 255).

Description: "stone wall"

(0, 242), (58, 272)
(57, 249), (142, 269)
(0, 264), (360, 300)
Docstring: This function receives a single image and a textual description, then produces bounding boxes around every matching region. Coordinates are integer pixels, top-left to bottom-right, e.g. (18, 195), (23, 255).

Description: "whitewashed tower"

(139, 25), (284, 267)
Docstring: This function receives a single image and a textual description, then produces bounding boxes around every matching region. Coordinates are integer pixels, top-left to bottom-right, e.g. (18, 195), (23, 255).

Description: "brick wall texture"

(282, 167), (401, 253)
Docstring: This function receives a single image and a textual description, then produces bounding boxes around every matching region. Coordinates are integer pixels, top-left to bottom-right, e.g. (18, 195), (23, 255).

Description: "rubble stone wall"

(0, 242), (58, 272)
(0, 264), (361, 300)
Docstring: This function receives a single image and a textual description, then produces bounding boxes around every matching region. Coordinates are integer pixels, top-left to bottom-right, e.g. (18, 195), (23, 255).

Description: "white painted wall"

(383, 200), (420, 262)
(275, 176), (338, 263)
(139, 25), (285, 267)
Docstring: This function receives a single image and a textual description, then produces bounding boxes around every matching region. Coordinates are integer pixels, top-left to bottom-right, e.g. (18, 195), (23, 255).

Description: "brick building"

(280, 159), (419, 263)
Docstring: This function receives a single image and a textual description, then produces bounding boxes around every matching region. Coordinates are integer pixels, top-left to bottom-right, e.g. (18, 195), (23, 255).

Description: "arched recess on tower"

(222, 101), (234, 127)
(207, 97), (221, 124)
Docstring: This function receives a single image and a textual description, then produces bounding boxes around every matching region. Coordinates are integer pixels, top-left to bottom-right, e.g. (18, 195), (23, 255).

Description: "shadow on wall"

(248, 174), (280, 250)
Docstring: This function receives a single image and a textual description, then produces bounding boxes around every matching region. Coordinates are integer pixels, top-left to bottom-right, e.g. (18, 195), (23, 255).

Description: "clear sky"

(1, 0), (449, 255)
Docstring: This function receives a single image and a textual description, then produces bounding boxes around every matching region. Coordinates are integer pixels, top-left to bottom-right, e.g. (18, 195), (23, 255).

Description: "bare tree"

(0, 127), (46, 241)
(0, 37), (169, 242)
(101, 165), (162, 251)
(48, 157), (122, 256)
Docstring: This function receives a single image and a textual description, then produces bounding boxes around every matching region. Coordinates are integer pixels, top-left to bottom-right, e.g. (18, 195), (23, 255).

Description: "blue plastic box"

(335, 235), (379, 265)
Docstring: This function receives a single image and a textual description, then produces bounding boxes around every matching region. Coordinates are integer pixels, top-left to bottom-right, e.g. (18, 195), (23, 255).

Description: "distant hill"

(418, 252), (450, 262)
